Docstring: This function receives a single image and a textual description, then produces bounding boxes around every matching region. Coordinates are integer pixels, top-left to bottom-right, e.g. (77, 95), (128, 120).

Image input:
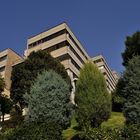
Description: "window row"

(0, 55), (7, 62)
(28, 29), (67, 49)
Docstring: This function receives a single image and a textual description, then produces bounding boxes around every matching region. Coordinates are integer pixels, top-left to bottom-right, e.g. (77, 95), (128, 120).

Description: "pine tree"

(121, 56), (140, 124)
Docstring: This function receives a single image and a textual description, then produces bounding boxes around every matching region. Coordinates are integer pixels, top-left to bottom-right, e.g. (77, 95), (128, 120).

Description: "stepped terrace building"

(92, 55), (118, 93)
(0, 23), (119, 97)
(0, 49), (23, 96)
(24, 23), (90, 80)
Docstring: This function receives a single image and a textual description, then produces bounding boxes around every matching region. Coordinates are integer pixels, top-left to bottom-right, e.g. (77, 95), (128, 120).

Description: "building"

(112, 70), (120, 82)
(0, 48), (23, 96)
(0, 23), (118, 97)
(24, 22), (90, 80)
(92, 55), (118, 93)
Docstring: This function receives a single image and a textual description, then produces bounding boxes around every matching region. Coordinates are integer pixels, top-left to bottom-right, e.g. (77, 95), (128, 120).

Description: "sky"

(0, 0), (140, 73)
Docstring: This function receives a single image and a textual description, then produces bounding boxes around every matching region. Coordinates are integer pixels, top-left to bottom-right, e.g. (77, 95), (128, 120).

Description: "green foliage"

(120, 56), (140, 124)
(101, 112), (125, 129)
(75, 127), (123, 140)
(122, 124), (140, 140)
(25, 70), (72, 130)
(75, 62), (111, 129)
(10, 105), (23, 127)
(10, 50), (70, 108)
(112, 90), (124, 112)
(0, 122), (63, 140)
(0, 95), (13, 123)
(72, 125), (140, 140)
(122, 31), (140, 66)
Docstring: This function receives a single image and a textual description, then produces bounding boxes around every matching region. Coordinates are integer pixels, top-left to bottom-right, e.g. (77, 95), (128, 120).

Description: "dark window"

(94, 59), (102, 63)
(69, 45), (85, 64)
(0, 66), (5, 72)
(28, 29), (67, 49)
(56, 54), (70, 62)
(44, 41), (67, 53)
(71, 59), (80, 70)
(69, 34), (88, 60)
(0, 55), (7, 62)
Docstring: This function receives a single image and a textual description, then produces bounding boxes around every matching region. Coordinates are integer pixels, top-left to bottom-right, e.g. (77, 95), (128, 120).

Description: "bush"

(122, 124), (140, 140)
(75, 62), (111, 129)
(0, 122), (62, 140)
(72, 127), (123, 140)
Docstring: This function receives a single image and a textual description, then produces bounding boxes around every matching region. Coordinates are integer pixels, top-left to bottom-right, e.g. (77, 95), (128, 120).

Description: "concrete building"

(92, 55), (118, 93)
(112, 70), (120, 82)
(24, 22), (90, 80)
(0, 23), (118, 97)
(0, 49), (23, 96)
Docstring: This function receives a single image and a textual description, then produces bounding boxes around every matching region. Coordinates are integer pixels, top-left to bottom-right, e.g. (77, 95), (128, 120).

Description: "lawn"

(101, 112), (125, 129)
(63, 112), (125, 140)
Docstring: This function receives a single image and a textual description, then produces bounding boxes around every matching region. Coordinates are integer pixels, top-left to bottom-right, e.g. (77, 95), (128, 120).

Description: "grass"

(101, 112), (125, 129)
(63, 112), (125, 140)
(62, 116), (78, 140)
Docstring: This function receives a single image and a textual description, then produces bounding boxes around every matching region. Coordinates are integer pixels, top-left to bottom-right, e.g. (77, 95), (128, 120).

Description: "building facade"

(92, 55), (118, 93)
(0, 23), (119, 97)
(24, 23), (90, 80)
(0, 49), (23, 96)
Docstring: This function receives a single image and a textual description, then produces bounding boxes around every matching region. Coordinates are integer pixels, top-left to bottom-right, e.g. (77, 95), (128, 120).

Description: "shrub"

(72, 127), (123, 140)
(0, 122), (63, 140)
(122, 124), (140, 140)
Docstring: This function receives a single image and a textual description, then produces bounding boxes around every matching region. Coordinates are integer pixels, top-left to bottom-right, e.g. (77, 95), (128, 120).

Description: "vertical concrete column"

(67, 69), (76, 104)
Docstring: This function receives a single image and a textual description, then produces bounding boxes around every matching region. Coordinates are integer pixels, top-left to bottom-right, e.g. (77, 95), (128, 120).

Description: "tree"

(75, 62), (111, 129)
(122, 31), (140, 66)
(0, 95), (13, 123)
(24, 70), (72, 130)
(120, 56), (140, 124)
(10, 51), (70, 108)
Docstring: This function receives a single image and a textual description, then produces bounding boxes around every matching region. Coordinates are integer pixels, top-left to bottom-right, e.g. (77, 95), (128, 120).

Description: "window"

(0, 55), (7, 62)
(44, 41), (67, 53)
(69, 34), (88, 60)
(94, 59), (102, 63)
(28, 29), (67, 49)
(0, 66), (5, 72)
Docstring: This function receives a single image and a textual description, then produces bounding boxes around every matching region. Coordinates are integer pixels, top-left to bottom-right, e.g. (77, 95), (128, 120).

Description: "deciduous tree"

(75, 62), (111, 129)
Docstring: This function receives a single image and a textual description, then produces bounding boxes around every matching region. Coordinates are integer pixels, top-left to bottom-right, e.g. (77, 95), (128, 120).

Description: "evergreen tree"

(122, 31), (140, 66)
(25, 70), (72, 130)
(10, 51), (70, 108)
(121, 56), (140, 124)
(75, 62), (111, 128)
